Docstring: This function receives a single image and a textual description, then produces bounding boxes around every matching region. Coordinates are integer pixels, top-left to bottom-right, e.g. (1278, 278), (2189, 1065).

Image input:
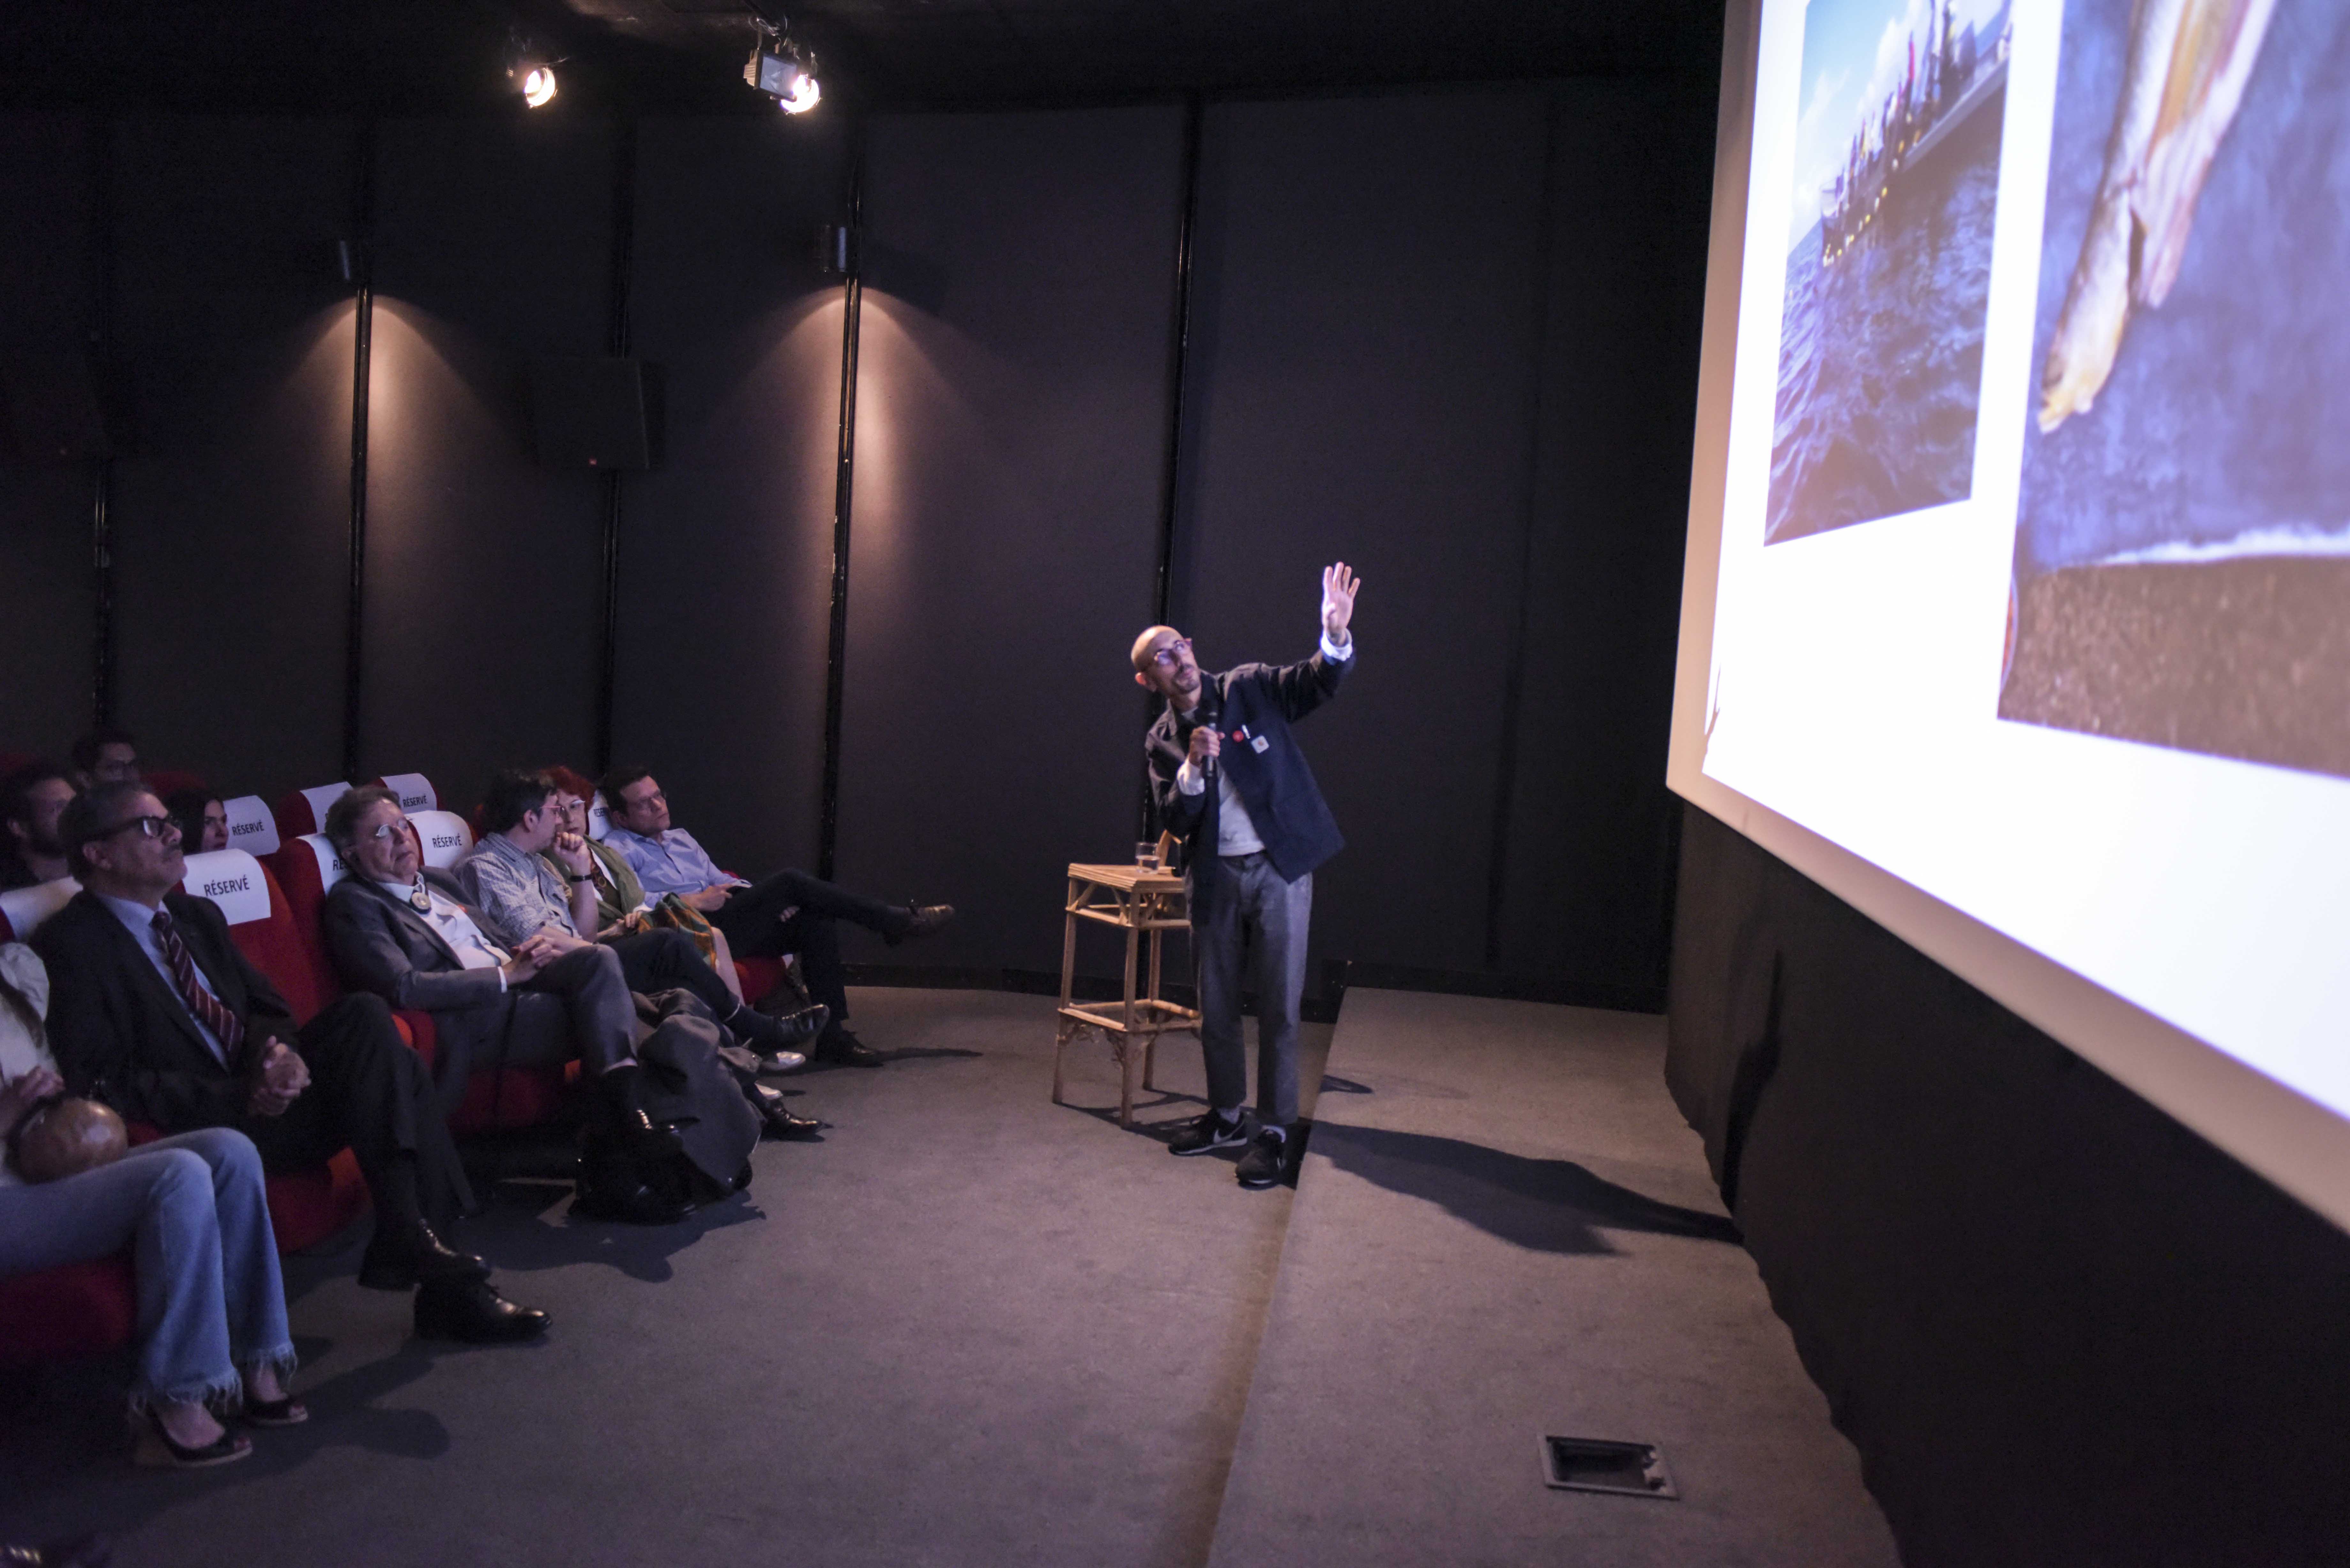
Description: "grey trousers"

(504, 943), (639, 1071)
(1194, 854), (1313, 1128)
(0, 1129), (293, 1408)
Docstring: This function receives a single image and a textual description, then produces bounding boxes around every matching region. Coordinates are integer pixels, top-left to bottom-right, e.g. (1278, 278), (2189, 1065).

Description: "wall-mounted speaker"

(529, 357), (660, 471)
(0, 349), (116, 465)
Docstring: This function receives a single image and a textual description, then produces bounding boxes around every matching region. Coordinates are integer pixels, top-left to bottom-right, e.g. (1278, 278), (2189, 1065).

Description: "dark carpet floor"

(1, 989), (1328, 1568)
(3, 988), (1891, 1566)
(1207, 989), (1898, 1567)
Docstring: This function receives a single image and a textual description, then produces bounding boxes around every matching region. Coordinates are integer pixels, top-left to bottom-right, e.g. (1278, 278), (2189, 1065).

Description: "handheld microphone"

(1192, 688), (1223, 782)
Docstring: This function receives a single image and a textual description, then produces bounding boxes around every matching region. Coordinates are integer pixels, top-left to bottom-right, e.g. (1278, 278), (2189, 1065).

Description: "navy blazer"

(1145, 647), (1350, 916)
(35, 889), (290, 1131)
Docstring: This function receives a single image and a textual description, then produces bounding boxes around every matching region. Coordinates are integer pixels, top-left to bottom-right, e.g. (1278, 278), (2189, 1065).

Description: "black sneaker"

(1169, 1110), (1249, 1156)
(1236, 1127), (1289, 1188)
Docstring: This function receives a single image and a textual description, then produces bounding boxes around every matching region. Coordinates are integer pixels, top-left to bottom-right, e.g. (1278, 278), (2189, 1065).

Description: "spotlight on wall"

(746, 18), (821, 114)
(505, 30), (562, 108)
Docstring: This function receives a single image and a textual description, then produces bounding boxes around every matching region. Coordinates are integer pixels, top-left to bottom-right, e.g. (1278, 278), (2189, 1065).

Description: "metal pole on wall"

(595, 112), (638, 776)
(1481, 94), (1561, 970)
(341, 121), (376, 785)
(817, 120), (866, 884)
(1138, 93), (1206, 840)
(88, 117), (117, 727)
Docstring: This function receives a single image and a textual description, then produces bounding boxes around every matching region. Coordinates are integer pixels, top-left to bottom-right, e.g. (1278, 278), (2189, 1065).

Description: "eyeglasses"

(103, 815), (178, 842)
(1149, 638), (1193, 669)
(554, 799), (587, 819)
(356, 817), (411, 842)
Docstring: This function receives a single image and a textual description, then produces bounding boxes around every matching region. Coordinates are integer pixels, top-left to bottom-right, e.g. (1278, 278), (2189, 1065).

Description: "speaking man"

(1134, 562), (1359, 1189)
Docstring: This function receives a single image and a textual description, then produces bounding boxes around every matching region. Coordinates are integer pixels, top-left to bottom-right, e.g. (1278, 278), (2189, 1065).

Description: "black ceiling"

(0, 0), (1724, 116)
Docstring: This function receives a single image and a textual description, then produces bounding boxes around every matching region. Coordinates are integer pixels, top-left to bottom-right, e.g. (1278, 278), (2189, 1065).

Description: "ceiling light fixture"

(746, 17), (821, 114)
(505, 29), (563, 109)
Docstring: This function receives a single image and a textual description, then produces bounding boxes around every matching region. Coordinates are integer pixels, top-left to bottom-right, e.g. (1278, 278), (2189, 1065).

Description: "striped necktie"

(151, 908), (246, 1063)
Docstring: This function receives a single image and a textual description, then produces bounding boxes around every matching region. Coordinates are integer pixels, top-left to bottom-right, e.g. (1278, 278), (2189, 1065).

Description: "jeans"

(1193, 855), (1313, 1128)
(0, 1128), (293, 1408)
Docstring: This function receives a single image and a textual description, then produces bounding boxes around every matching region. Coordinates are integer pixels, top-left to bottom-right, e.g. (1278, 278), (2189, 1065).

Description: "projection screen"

(1668, 0), (2350, 1230)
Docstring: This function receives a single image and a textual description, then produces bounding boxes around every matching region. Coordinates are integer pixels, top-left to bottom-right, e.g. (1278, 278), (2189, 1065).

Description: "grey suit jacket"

(323, 869), (517, 1093)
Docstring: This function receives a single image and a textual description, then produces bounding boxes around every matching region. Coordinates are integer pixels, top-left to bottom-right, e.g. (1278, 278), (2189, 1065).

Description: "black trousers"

(709, 871), (899, 1022)
(236, 993), (474, 1232)
(605, 927), (739, 1020)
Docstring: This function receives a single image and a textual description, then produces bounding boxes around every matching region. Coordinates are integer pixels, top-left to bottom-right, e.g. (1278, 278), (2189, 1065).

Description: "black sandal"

(240, 1395), (308, 1428)
(131, 1408), (252, 1469)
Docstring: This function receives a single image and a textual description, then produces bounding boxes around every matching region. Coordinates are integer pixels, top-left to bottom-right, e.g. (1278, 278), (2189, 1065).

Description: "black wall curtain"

(1667, 802), (2350, 1565)
(0, 87), (1712, 1007)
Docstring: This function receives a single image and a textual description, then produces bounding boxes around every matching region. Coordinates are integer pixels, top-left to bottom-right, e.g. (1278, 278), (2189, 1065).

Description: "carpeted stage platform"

(1, 988), (1893, 1566)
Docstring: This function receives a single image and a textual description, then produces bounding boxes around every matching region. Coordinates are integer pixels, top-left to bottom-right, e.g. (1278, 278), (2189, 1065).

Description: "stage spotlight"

(505, 29), (561, 109)
(746, 19), (821, 114)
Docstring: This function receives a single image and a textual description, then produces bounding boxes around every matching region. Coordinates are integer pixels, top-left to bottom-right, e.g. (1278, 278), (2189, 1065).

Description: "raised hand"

(551, 830), (593, 877)
(0, 1065), (65, 1141)
(1321, 561), (1361, 642)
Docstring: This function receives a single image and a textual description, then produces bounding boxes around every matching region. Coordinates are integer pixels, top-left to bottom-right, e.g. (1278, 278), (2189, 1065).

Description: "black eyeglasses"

(1149, 638), (1193, 669)
(356, 816), (411, 842)
(103, 815), (178, 842)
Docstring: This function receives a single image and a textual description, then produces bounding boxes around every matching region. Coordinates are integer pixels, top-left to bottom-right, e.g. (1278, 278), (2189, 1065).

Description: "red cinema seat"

(178, 850), (369, 1251)
(142, 768), (208, 800)
(274, 781), (356, 840)
(0, 1259), (138, 1370)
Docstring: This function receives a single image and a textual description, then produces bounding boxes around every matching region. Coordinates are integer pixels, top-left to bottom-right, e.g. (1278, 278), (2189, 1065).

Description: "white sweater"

(0, 942), (61, 1190)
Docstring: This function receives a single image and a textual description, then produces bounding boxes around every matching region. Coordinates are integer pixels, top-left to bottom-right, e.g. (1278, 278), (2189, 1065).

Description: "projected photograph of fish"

(2001, 0), (2350, 780)
(1766, 0), (2013, 546)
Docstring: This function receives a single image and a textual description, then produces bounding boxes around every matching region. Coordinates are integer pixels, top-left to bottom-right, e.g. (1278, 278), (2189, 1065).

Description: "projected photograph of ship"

(2000, 0), (2350, 780)
(1765, 0), (2012, 546)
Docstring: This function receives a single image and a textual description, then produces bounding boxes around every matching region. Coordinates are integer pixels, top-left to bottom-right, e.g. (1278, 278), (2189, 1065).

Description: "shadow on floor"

(0, 1328), (459, 1534)
(1311, 1122), (1742, 1254)
(470, 1179), (766, 1284)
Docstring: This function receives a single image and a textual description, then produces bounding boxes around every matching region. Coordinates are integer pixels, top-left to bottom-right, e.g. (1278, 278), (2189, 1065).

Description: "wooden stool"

(1054, 860), (1199, 1127)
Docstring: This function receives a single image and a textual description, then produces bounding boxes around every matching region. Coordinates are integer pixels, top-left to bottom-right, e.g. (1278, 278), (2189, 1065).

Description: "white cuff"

(1174, 760), (1207, 796)
(1320, 629), (1354, 660)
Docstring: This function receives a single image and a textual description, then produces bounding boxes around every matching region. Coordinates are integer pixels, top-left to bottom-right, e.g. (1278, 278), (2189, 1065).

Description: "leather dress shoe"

(885, 903), (955, 946)
(611, 1105), (688, 1160)
(768, 1002), (829, 1044)
(356, 1220), (491, 1292)
(730, 1001), (827, 1052)
(570, 1170), (695, 1224)
(413, 1279), (550, 1344)
(815, 1028), (885, 1068)
(754, 1087), (824, 1139)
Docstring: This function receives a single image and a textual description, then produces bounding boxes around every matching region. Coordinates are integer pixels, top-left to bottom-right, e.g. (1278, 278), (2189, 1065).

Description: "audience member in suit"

(162, 788), (229, 856)
(4, 941), (298, 1470)
(33, 782), (547, 1343)
(2, 760), (77, 891)
(453, 770), (824, 1064)
(68, 728), (140, 791)
(321, 787), (819, 1160)
(599, 768), (954, 1068)
(1134, 562), (1359, 1190)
